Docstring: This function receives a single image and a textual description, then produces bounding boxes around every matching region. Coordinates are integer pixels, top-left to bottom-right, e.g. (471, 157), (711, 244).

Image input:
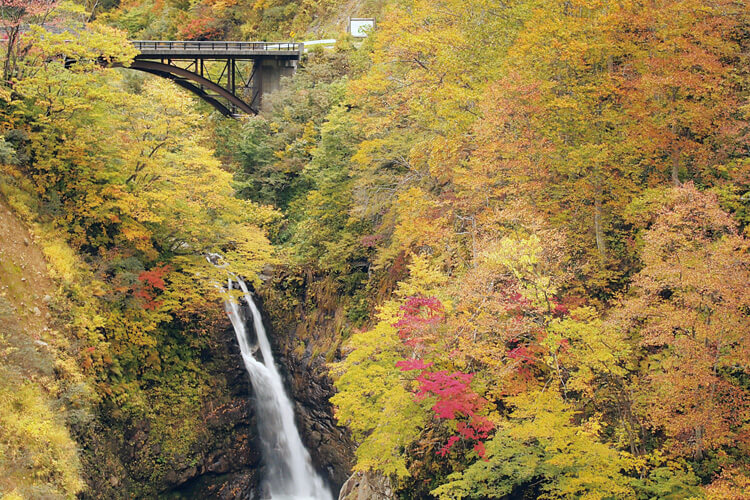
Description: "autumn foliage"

(1, 0), (749, 497)
(327, 0), (750, 497)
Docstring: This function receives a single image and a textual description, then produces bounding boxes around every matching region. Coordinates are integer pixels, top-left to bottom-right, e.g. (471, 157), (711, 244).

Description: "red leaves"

(393, 296), (493, 459)
(551, 301), (569, 318)
(360, 234), (384, 248)
(0, 0), (58, 28)
(138, 265), (169, 290)
(507, 345), (530, 361)
(439, 436), (461, 456)
(396, 358), (433, 371)
(135, 264), (170, 310)
(415, 370), (474, 418)
(393, 296), (445, 346)
(178, 15), (224, 41)
(415, 370), (493, 457)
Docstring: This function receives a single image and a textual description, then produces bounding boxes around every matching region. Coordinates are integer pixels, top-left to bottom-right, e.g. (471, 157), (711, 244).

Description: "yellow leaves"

(0, 369), (84, 497)
(395, 253), (449, 300)
(330, 318), (428, 478)
(252, 0), (272, 10)
(39, 236), (80, 283)
(481, 234), (557, 306)
(26, 22), (136, 69)
(435, 388), (636, 499)
(482, 234), (542, 273)
(119, 220), (157, 257)
(7, 30), (280, 418)
(390, 187), (448, 254)
(545, 307), (632, 396)
(350, 138), (386, 171)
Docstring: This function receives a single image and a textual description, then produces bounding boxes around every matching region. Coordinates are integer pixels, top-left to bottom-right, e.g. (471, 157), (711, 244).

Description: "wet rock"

(248, 286), (356, 495)
(164, 466), (198, 487)
(338, 471), (395, 500)
(155, 333), (262, 496)
(172, 470), (257, 500)
(206, 399), (253, 429)
(309, 429), (322, 445)
(207, 454), (231, 474)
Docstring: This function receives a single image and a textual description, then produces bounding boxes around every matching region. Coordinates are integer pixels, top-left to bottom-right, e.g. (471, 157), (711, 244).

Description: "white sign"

(349, 18), (375, 38)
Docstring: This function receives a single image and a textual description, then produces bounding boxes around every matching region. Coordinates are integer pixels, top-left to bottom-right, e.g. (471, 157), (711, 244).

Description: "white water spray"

(223, 275), (333, 500)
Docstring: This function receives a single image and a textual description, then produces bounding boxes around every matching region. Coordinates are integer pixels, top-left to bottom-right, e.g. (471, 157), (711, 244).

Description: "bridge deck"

(132, 40), (302, 60)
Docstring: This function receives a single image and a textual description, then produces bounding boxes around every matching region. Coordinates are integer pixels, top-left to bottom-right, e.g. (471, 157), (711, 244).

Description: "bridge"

(128, 40), (303, 117)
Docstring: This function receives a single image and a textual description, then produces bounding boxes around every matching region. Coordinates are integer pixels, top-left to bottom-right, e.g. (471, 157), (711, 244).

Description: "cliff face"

(77, 320), (264, 500)
(153, 324), (264, 500)
(286, 345), (355, 491)
(256, 288), (355, 495)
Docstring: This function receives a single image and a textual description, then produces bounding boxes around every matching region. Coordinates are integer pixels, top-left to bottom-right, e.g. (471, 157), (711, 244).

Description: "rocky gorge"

(87, 287), (355, 499)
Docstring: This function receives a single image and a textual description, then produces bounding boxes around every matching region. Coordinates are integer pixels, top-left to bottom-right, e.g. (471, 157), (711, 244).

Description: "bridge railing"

(131, 40), (302, 53)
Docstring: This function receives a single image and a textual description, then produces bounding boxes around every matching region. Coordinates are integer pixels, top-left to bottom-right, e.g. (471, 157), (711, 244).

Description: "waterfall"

(223, 275), (333, 500)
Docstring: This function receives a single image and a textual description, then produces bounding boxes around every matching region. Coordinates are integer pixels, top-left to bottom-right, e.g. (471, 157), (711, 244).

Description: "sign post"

(348, 18), (375, 38)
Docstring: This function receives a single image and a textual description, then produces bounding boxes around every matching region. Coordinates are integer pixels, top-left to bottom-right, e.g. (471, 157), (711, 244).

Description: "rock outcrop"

(338, 471), (395, 500)
(288, 348), (355, 490)
(162, 398), (262, 499)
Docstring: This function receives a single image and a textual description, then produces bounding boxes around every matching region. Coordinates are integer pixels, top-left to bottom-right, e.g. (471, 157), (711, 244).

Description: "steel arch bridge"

(127, 41), (303, 117)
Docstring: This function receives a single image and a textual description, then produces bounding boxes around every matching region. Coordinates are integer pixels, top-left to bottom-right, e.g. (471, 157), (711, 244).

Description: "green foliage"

(3, 0), (749, 497)
(231, 49), (352, 210)
(100, 0), (387, 40)
(1, 13), (281, 497)
(287, 103), (368, 272)
(433, 390), (635, 500)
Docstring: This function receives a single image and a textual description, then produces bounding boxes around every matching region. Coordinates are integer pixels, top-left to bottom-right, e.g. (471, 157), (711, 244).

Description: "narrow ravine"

(223, 275), (333, 500)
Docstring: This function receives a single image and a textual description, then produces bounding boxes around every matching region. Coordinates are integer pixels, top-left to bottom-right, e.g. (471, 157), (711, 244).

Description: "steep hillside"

(0, 200), (84, 498)
(1, 0), (749, 499)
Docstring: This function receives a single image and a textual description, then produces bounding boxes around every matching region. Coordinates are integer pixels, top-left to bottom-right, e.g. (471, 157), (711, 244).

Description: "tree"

(614, 0), (748, 187)
(330, 304), (429, 478)
(0, 0), (60, 82)
(433, 390), (635, 500)
(616, 185), (750, 474)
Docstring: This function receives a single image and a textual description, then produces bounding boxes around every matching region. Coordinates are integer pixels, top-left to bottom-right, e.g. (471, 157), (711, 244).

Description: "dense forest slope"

(1, 0), (749, 499)
(99, 0), (385, 40)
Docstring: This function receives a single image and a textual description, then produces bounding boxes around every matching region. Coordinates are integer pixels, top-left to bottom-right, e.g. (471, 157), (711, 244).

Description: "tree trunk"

(3, 27), (19, 83)
(671, 139), (682, 186)
(594, 190), (606, 261)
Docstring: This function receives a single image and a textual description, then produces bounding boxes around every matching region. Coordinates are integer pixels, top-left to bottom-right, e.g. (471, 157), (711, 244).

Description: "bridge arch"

(129, 60), (255, 116)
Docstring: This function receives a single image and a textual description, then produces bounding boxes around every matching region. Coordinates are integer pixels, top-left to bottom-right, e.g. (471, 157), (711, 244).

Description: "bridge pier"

(252, 57), (297, 111)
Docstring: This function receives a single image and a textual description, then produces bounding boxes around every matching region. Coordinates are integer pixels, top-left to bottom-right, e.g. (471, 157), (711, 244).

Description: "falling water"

(223, 275), (333, 500)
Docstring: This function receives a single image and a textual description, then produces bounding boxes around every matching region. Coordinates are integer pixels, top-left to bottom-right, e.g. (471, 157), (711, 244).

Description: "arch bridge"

(128, 40), (303, 117)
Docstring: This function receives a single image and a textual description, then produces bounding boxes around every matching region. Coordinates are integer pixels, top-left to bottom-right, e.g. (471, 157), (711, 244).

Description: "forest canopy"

(0, 0), (748, 498)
